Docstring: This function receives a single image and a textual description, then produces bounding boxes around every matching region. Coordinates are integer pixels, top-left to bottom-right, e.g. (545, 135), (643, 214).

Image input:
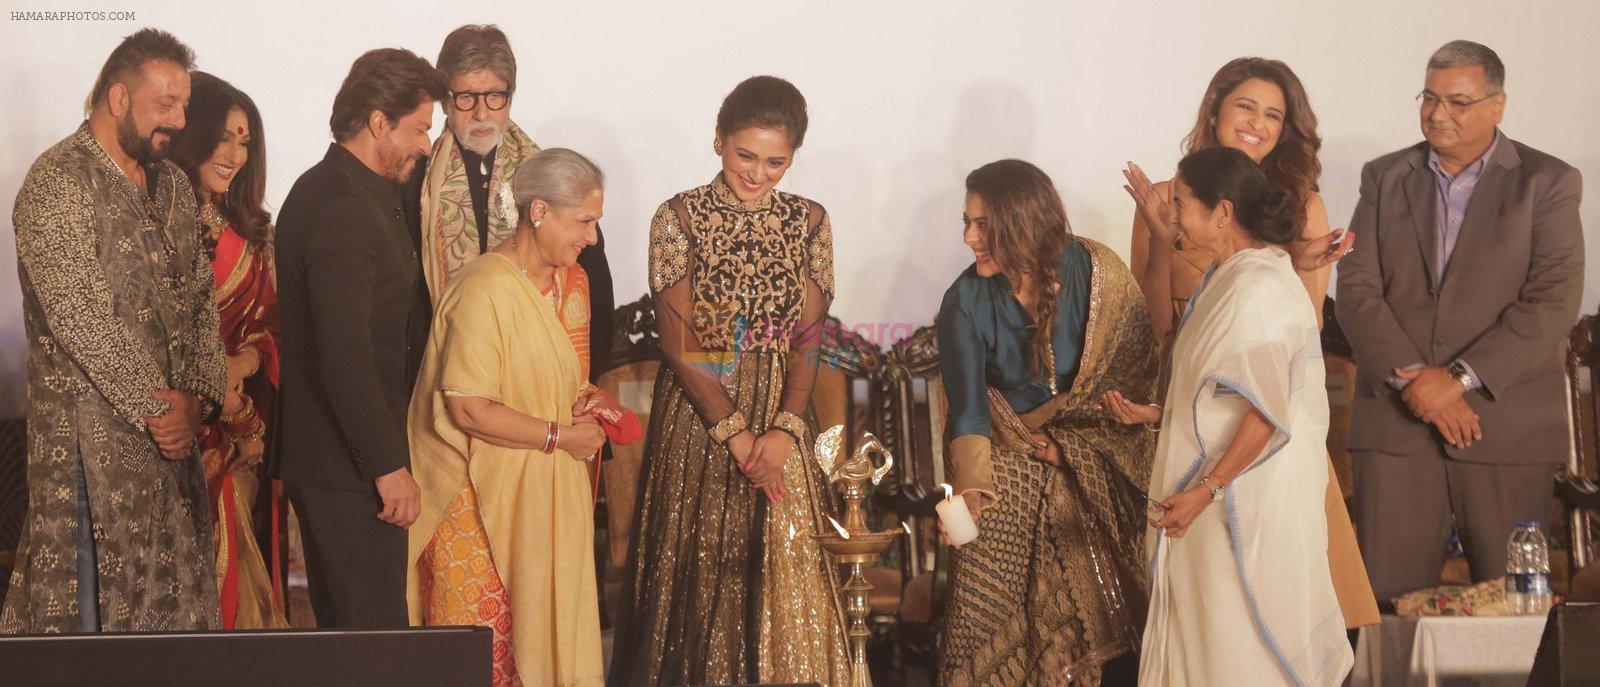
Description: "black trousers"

(287, 482), (407, 628)
(1353, 446), (1558, 603)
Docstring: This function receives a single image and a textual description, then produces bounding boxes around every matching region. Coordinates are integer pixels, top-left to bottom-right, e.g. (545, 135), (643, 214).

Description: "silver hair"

(437, 24), (517, 90)
(512, 148), (605, 223)
(1427, 40), (1505, 93)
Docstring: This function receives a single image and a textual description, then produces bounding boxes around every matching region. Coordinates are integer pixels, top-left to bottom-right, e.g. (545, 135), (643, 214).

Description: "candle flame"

(827, 515), (851, 539)
(902, 521), (913, 535)
(941, 482), (953, 500)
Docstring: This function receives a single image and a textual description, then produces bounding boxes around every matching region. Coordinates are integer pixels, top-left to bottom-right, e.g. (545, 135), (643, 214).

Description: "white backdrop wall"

(3, 0), (1597, 417)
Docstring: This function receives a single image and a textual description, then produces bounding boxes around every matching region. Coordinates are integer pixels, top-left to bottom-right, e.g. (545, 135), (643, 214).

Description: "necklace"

(508, 234), (560, 308)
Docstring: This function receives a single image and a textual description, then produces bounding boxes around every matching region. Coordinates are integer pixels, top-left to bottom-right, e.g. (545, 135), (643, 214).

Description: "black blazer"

(273, 144), (429, 490)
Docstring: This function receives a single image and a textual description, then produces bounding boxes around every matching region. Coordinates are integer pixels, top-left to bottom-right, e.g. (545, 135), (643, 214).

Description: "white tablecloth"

(1351, 614), (1547, 687)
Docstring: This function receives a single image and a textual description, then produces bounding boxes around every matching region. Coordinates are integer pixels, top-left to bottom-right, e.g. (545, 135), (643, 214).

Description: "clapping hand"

(1122, 162), (1176, 245)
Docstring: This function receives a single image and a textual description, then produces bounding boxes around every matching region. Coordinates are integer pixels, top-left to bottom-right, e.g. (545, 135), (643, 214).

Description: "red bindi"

(236, 126), (245, 135)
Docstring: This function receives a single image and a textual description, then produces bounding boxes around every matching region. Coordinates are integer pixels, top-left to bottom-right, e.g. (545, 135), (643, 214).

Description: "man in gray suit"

(1337, 40), (1584, 603)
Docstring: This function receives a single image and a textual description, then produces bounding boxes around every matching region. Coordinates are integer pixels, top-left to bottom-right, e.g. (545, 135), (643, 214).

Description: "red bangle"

(543, 422), (560, 453)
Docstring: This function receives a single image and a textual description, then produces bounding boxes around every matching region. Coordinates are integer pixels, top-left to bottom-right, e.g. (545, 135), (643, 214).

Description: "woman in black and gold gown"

(609, 76), (852, 687)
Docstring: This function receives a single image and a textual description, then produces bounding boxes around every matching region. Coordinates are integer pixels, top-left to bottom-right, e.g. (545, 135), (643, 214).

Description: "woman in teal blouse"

(935, 159), (1160, 686)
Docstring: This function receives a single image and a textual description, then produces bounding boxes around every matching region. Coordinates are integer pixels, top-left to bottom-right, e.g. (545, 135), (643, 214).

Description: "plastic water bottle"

(1505, 522), (1552, 615)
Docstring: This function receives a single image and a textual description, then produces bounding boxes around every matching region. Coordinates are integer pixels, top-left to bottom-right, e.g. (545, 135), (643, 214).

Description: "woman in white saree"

(1128, 147), (1353, 686)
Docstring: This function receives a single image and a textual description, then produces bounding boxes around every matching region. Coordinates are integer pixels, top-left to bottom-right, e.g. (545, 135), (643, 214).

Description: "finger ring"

(1147, 186), (1155, 192)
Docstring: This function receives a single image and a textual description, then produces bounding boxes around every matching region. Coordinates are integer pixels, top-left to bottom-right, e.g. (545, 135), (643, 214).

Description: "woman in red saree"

(171, 72), (288, 629)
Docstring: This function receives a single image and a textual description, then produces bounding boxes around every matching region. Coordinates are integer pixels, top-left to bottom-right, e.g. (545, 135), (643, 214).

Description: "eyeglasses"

(1416, 91), (1496, 114)
(451, 89), (512, 112)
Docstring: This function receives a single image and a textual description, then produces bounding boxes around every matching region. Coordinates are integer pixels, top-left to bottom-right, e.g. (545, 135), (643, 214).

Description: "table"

(1351, 614), (1547, 687)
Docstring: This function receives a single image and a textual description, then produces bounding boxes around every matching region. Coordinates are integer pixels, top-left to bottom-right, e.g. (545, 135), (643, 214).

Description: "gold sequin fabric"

(939, 238), (1158, 686)
(612, 355), (851, 687)
(4, 123), (226, 632)
(615, 176), (849, 685)
(647, 176), (835, 353)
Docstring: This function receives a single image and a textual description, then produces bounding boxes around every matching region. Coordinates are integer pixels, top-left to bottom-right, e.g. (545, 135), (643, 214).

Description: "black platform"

(0, 626), (491, 686)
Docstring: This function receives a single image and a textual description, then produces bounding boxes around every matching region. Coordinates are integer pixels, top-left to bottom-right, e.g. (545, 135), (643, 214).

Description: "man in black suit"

(273, 48), (448, 628)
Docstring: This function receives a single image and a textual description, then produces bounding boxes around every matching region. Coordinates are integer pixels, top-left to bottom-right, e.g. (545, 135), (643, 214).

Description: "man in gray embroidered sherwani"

(2, 28), (225, 633)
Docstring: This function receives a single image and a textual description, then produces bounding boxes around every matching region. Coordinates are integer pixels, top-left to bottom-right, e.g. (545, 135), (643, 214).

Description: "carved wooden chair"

(594, 295), (663, 630)
(872, 323), (950, 678)
(1558, 312), (1600, 600)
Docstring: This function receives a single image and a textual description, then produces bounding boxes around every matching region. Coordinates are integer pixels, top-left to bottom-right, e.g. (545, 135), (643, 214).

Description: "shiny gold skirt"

(939, 398), (1147, 686)
(609, 353), (852, 686)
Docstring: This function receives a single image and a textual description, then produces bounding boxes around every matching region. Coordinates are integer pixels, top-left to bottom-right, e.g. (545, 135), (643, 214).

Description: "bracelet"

(220, 394), (255, 425)
(226, 416), (266, 445)
(1142, 403), (1162, 433)
(543, 421), (560, 453)
(709, 411), (748, 445)
(771, 410), (809, 445)
(220, 395), (264, 443)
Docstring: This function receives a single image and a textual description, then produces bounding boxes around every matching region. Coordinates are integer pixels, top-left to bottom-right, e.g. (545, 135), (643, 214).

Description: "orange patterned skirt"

(417, 485), (521, 687)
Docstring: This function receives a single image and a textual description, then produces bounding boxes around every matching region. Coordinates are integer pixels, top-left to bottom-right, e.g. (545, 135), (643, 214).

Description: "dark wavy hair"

(966, 159), (1073, 379)
(169, 71), (271, 244)
(716, 75), (809, 148)
(1176, 147), (1301, 246)
(329, 48), (449, 143)
(1182, 57), (1321, 220)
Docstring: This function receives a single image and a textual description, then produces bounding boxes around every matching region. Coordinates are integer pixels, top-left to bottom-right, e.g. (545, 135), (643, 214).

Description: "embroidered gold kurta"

(3, 122), (226, 633)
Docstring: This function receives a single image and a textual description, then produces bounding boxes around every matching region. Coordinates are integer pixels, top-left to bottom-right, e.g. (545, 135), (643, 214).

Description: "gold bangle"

(709, 411), (748, 445)
(220, 394), (256, 424)
(1143, 403), (1162, 433)
(771, 411), (809, 445)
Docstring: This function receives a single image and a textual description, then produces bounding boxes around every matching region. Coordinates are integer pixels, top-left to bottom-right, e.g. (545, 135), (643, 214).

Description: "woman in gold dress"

(609, 76), (852, 687)
(936, 160), (1159, 686)
(1107, 57), (1378, 635)
(407, 149), (611, 686)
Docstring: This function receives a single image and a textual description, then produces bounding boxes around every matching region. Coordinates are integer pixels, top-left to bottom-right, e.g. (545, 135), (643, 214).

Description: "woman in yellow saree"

(407, 148), (611, 686)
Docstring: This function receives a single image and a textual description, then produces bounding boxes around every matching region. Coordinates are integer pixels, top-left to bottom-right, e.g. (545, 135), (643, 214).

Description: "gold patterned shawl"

(419, 121), (540, 304)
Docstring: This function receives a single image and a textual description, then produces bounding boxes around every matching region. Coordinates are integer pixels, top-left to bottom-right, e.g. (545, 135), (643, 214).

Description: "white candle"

(936, 483), (979, 546)
(826, 515), (851, 539)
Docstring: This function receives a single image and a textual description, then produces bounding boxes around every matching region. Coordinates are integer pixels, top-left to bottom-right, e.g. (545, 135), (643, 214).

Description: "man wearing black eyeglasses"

(1338, 40), (1583, 605)
(411, 24), (615, 386)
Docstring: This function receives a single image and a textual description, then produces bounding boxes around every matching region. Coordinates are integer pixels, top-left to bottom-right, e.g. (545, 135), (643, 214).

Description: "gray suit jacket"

(1336, 134), (1583, 465)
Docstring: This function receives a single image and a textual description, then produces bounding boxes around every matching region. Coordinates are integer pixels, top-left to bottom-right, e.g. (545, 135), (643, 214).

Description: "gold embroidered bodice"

(649, 175), (834, 353)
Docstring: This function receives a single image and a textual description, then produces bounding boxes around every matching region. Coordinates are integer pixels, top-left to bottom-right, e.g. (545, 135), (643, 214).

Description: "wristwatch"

(1447, 360), (1475, 392)
(1198, 475), (1227, 502)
